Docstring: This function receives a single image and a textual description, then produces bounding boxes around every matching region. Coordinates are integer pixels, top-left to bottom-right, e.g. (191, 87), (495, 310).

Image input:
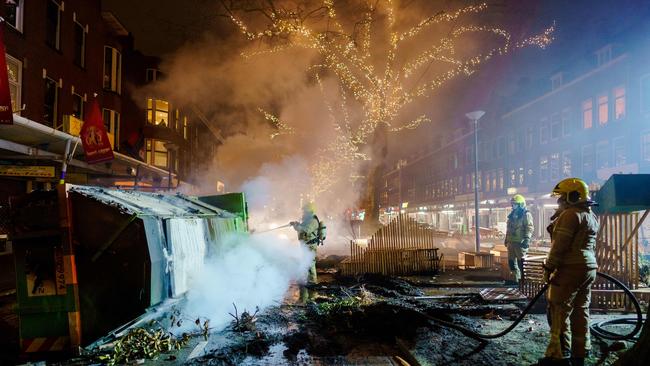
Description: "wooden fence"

(340, 215), (442, 276)
(521, 210), (650, 310)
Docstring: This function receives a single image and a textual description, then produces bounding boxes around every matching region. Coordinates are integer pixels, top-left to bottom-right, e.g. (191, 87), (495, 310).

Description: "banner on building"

(80, 100), (114, 164)
(0, 22), (14, 125)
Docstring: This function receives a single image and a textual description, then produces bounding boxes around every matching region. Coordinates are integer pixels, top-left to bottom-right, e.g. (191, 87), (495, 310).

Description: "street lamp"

(466, 110), (485, 253)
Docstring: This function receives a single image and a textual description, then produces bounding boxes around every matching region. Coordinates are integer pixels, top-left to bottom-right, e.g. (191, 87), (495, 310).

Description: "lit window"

(183, 116), (188, 139)
(46, 1), (61, 50)
(74, 21), (86, 68)
(103, 46), (122, 93)
(145, 139), (169, 169)
(146, 99), (169, 127)
(5, 0), (24, 32)
(72, 93), (84, 119)
(102, 109), (120, 148)
(43, 77), (59, 127)
(598, 95), (608, 125)
(582, 99), (593, 129)
(614, 86), (625, 120)
(6, 54), (21, 112)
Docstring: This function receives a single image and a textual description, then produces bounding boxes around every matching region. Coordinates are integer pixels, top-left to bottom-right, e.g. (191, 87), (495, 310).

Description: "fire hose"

(424, 272), (644, 342)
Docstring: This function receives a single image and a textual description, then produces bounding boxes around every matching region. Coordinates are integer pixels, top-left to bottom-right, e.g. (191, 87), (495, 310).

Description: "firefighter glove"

(542, 265), (554, 284)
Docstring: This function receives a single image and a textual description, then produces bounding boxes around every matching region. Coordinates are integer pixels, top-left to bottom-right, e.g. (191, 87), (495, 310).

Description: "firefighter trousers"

(545, 265), (596, 360)
(507, 242), (528, 282)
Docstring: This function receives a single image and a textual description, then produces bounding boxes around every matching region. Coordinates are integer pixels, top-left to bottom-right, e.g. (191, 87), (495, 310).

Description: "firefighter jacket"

(505, 207), (533, 246)
(546, 205), (598, 270)
(295, 215), (320, 245)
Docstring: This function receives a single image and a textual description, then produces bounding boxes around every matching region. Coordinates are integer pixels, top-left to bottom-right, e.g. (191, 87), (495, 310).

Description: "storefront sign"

(0, 23), (14, 125)
(0, 165), (55, 178)
(80, 100), (114, 164)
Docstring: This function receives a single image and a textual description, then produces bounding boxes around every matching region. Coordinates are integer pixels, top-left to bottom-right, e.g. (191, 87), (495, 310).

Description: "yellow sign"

(64, 114), (115, 149)
(0, 165), (55, 178)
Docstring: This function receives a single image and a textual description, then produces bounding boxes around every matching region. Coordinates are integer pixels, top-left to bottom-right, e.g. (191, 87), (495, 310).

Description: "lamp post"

(466, 110), (485, 253)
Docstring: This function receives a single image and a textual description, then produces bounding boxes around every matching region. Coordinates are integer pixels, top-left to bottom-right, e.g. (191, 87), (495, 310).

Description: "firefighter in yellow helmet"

(504, 194), (534, 284)
(537, 178), (598, 366)
(290, 202), (326, 300)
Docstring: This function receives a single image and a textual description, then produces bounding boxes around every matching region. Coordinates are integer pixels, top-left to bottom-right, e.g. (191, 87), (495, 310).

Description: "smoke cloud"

(181, 232), (314, 331)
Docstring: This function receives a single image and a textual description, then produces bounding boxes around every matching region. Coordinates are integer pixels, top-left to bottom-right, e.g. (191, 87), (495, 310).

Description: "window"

(642, 76), (650, 115)
(613, 137), (626, 166)
(183, 116), (188, 139)
(145, 68), (165, 82)
(74, 21), (86, 67)
(550, 113), (561, 140)
(642, 134), (650, 162)
(518, 167), (525, 185)
(526, 126), (534, 148)
(43, 77), (58, 127)
(596, 141), (610, 169)
(550, 153), (560, 181)
(598, 95), (608, 125)
(145, 139), (169, 169)
(146, 98), (169, 126)
(582, 145), (594, 174)
(103, 46), (122, 93)
(6, 54), (21, 112)
(562, 152), (572, 177)
(102, 109), (120, 148)
(539, 156), (549, 183)
(540, 118), (549, 144)
(614, 86), (625, 120)
(72, 93), (84, 119)
(582, 99), (593, 129)
(46, 1), (61, 49)
(561, 108), (572, 137)
(174, 109), (180, 131)
(5, 0), (24, 32)
(497, 169), (504, 190)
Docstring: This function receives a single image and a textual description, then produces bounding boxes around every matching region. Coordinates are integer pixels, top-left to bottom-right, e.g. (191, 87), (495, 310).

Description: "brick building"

(378, 27), (650, 244)
(0, 0), (217, 206)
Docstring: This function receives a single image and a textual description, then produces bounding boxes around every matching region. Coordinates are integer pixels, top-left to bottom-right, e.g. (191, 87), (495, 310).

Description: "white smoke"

(181, 231), (314, 331)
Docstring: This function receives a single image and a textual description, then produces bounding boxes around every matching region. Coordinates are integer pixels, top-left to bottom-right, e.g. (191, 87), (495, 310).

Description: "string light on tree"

(226, 1), (554, 196)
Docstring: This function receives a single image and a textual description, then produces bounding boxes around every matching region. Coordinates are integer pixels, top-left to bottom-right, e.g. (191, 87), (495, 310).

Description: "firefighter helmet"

(511, 194), (526, 206)
(552, 178), (590, 205)
(302, 201), (316, 213)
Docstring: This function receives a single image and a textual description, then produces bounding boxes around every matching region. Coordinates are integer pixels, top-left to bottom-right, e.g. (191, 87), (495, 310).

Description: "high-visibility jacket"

(505, 207), (533, 245)
(546, 205), (598, 269)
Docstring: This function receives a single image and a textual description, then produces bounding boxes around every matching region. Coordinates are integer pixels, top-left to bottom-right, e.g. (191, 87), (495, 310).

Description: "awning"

(0, 115), (175, 180)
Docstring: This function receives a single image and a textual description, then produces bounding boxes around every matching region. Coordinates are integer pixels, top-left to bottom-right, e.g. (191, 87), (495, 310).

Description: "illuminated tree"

(222, 0), (553, 217)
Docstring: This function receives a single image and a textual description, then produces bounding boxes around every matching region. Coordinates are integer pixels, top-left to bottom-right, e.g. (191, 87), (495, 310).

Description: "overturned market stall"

(12, 185), (247, 353)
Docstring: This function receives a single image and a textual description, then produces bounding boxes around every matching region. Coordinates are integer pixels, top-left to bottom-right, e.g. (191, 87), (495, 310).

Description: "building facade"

(0, 0), (216, 204)
(379, 36), (650, 243)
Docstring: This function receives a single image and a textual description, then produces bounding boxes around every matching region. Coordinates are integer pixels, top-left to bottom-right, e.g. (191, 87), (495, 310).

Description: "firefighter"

(505, 194), (534, 284)
(290, 202), (326, 285)
(537, 178), (598, 366)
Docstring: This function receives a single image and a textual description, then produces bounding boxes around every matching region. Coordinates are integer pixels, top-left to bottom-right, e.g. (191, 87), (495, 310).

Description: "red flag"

(0, 21), (14, 125)
(80, 100), (114, 164)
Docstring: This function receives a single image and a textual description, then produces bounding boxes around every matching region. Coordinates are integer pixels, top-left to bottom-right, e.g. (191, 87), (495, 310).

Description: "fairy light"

(227, 1), (555, 196)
